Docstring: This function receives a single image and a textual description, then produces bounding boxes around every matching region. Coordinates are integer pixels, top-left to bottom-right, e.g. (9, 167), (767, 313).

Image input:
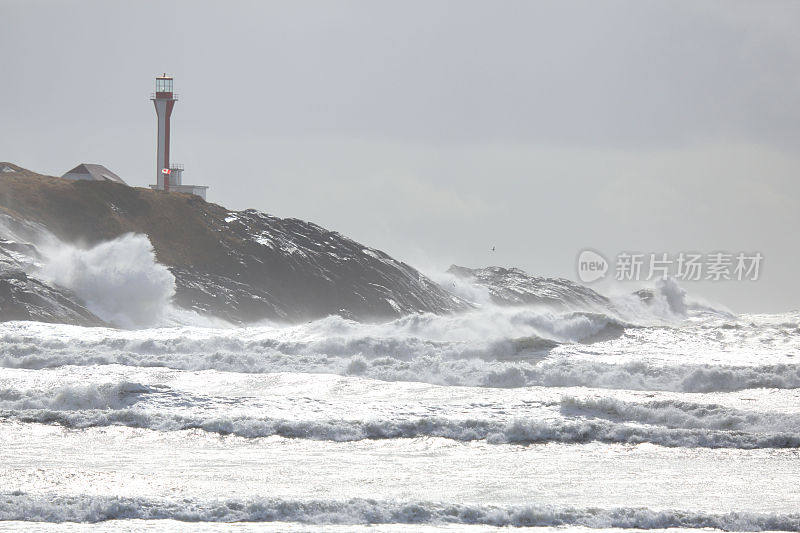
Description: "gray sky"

(2, 0), (799, 312)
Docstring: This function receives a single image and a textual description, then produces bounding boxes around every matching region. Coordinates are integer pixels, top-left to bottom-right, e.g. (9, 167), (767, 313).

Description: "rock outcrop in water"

(0, 163), (467, 325)
(0, 262), (106, 326)
(0, 216), (106, 325)
(448, 265), (610, 309)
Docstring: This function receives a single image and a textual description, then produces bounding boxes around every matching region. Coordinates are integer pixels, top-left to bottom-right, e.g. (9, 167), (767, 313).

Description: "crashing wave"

(560, 396), (800, 433)
(0, 492), (798, 530)
(1, 329), (798, 393)
(38, 233), (176, 328)
(7, 409), (800, 449)
(3, 383), (800, 448)
(0, 381), (152, 411)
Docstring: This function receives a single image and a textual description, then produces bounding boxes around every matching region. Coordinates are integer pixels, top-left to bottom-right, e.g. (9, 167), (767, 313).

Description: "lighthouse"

(150, 74), (209, 199)
(152, 74), (175, 191)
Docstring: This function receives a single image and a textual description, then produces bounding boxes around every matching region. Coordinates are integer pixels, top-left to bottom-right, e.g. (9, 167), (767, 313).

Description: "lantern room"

(155, 75), (174, 98)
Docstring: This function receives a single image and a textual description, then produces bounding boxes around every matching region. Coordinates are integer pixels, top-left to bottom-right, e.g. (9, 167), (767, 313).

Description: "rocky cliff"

(0, 163), (468, 325)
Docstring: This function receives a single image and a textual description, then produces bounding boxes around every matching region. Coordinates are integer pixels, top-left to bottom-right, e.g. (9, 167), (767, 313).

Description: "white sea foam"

(0, 492), (797, 530)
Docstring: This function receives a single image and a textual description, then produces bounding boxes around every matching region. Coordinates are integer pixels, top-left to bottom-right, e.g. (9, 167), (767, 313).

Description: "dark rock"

(0, 262), (106, 326)
(448, 265), (610, 309)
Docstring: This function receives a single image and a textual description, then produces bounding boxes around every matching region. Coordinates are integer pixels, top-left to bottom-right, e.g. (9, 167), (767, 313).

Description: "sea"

(0, 287), (799, 531)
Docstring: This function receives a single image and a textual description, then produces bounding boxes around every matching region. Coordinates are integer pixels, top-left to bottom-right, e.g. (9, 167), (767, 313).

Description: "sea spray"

(38, 233), (175, 328)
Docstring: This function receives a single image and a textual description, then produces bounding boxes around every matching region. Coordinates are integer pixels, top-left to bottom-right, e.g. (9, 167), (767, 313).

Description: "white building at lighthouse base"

(149, 164), (208, 200)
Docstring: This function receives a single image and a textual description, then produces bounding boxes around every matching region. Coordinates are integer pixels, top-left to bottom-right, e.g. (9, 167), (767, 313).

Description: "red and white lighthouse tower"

(152, 74), (176, 191)
(149, 74), (208, 199)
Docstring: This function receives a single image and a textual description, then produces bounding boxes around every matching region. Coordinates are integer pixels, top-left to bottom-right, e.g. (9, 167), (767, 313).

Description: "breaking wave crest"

(3, 383), (800, 448)
(1, 492), (798, 530)
(2, 335), (799, 392)
(8, 409), (800, 449)
(479, 360), (800, 392)
(561, 396), (800, 433)
(0, 381), (151, 411)
(0, 308), (797, 392)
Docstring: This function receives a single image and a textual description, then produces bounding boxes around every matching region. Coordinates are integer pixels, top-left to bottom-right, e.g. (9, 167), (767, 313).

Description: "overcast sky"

(2, 0), (799, 312)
